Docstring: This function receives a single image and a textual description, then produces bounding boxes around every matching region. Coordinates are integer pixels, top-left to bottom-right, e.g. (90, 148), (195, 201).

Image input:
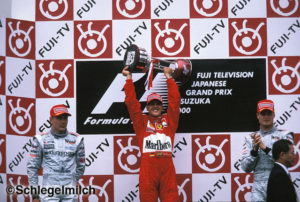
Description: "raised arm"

(164, 67), (180, 133)
(123, 66), (144, 131)
(241, 134), (259, 172)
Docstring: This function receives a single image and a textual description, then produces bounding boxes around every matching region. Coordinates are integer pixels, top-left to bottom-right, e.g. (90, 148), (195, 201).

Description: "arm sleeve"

(241, 135), (258, 173)
(27, 137), (42, 186)
(166, 78), (181, 133)
(124, 79), (144, 132)
(76, 137), (85, 181)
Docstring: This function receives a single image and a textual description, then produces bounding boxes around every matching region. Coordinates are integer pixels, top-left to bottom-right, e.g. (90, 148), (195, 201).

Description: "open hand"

(251, 132), (266, 151)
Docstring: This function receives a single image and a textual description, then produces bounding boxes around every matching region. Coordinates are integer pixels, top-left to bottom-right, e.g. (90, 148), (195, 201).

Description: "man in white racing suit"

(27, 104), (85, 202)
(241, 99), (294, 201)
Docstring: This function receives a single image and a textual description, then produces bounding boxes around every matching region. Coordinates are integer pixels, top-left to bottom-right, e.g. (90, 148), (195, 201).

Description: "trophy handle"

(151, 58), (173, 71)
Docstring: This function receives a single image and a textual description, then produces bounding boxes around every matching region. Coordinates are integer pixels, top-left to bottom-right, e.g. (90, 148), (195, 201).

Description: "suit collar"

(275, 162), (290, 176)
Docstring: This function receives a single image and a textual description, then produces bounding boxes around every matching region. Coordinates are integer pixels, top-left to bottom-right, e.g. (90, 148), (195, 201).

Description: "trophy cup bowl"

(123, 44), (150, 73)
(123, 44), (192, 83)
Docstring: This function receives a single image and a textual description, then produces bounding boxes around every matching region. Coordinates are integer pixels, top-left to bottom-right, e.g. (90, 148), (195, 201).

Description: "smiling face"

(146, 99), (163, 117)
(257, 109), (275, 131)
(50, 114), (69, 134)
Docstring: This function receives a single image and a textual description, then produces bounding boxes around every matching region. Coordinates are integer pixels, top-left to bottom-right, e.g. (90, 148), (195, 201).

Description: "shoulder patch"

(280, 129), (293, 136)
(69, 131), (80, 137)
(39, 131), (50, 136)
(278, 129), (288, 132)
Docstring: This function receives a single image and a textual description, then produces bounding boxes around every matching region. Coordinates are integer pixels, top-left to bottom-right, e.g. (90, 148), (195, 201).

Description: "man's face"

(50, 114), (69, 134)
(146, 100), (163, 117)
(283, 144), (296, 168)
(257, 110), (275, 129)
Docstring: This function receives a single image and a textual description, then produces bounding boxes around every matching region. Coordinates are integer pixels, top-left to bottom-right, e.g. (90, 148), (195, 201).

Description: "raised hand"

(122, 66), (132, 79)
(164, 67), (173, 79)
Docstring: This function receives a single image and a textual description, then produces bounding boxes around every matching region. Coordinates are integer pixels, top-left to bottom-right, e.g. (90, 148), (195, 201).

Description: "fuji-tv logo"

(6, 19), (35, 59)
(113, 0), (150, 19)
(6, 97), (35, 136)
(231, 173), (253, 202)
(229, 18), (267, 56)
(36, 60), (74, 98)
(177, 174), (192, 202)
(0, 57), (5, 94)
(7, 174), (31, 202)
(268, 56), (300, 95)
(36, 0), (73, 21)
(0, 135), (6, 173)
(190, 0), (227, 18)
(289, 133), (300, 172)
(78, 175), (113, 202)
(74, 21), (112, 59)
(192, 134), (231, 173)
(151, 19), (190, 57)
(268, 0), (300, 17)
(114, 136), (141, 174)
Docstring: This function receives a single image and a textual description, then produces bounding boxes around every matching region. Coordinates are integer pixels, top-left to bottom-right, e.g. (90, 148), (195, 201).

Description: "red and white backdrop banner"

(0, 0), (300, 201)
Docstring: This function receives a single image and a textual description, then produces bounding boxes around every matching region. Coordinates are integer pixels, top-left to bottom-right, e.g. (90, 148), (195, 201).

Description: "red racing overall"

(124, 78), (180, 202)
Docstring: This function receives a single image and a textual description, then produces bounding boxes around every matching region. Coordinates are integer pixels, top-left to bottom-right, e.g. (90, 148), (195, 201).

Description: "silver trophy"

(123, 44), (192, 83)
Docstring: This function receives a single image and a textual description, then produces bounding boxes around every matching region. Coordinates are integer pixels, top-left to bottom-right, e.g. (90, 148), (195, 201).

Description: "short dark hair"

(272, 139), (293, 160)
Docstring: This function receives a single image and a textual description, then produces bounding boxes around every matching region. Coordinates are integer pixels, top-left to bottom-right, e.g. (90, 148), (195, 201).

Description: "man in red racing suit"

(123, 66), (180, 202)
